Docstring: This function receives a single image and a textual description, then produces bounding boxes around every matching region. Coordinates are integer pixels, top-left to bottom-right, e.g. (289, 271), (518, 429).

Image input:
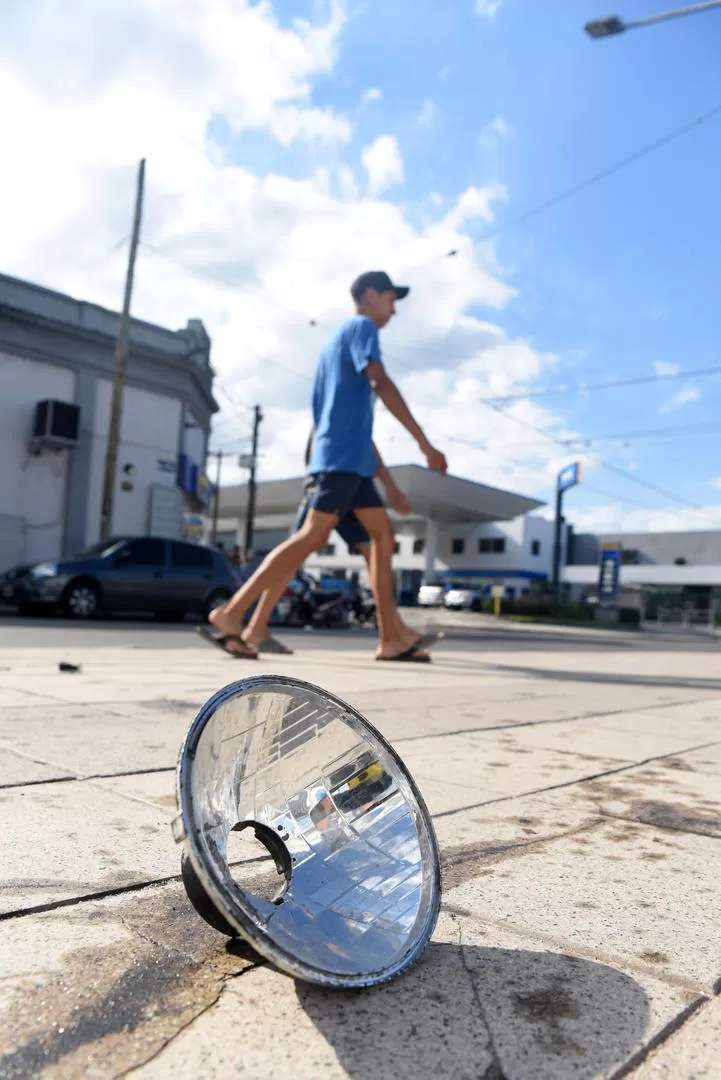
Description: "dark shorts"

(307, 471), (383, 518)
(295, 472), (379, 550)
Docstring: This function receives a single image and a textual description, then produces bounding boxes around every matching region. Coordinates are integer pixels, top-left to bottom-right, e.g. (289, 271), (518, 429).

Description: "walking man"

(200, 269), (447, 661)
(242, 440), (441, 656)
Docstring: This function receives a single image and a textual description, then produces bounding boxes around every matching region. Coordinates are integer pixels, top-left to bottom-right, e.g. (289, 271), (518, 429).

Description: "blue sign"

(598, 543), (622, 602)
(177, 453), (197, 495)
(558, 461), (582, 493)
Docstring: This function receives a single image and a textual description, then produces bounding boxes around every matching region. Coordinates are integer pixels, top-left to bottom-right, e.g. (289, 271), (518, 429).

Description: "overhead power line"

(476, 102), (721, 246)
(479, 400), (701, 510)
(482, 363), (721, 405)
(446, 432), (658, 509)
(215, 382), (254, 431)
(451, 419), (721, 450)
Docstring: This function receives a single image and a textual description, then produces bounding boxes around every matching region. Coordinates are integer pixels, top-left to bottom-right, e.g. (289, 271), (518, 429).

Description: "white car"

(444, 587), (485, 611)
(417, 581), (448, 607)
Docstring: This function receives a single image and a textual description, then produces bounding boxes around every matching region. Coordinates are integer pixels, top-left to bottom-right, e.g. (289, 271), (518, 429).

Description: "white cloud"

(429, 192), (444, 208)
(659, 384), (701, 413)
(362, 87), (383, 105)
(443, 184), (507, 231)
(0, 0), (570, 498)
(475, 0), (504, 18)
(568, 503), (721, 535)
(479, 114), (513, 150)
(417, 99), (438, 127)
(361, 134), (405, 195)
(654, 360), (680, 377)
(710, 477), (721, 490)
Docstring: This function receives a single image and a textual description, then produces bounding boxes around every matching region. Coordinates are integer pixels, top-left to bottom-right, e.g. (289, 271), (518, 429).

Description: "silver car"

(444, 586), (485, 611)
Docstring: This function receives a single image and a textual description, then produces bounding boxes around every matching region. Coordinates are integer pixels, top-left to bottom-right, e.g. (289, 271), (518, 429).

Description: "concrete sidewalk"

(1, 630), (720, 1078)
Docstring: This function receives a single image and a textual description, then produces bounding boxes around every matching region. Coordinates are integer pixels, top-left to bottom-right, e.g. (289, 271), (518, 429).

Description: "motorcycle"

(283, 572), (350, 630)
(349, 586), (377, 628)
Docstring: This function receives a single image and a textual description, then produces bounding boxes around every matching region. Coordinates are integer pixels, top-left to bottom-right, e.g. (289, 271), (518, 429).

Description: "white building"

(0, 272), (217, 573)
(218, 466), (557, 600)
(564, 529), (721, 625)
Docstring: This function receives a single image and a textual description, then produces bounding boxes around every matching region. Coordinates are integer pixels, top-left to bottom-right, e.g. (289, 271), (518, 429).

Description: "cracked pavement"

(0, 618), (720, 1078)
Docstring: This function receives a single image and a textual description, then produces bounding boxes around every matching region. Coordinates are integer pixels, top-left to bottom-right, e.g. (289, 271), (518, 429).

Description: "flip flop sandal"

(413, 630), (444, 652)
(376, 645), (432, 663)
(195, 625), (258, 659)
(258, 636), (294, 655)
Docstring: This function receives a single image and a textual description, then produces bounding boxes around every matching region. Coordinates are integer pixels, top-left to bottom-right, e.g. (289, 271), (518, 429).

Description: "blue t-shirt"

(308, 315), (379, 477)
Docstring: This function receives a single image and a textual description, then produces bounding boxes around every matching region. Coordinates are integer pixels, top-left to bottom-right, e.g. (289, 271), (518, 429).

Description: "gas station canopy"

(218, 465), (544, 532)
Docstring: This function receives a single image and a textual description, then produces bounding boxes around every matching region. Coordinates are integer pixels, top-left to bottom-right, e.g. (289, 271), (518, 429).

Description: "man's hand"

(387, 486), (411, 515)
(423, 445), (448, 474)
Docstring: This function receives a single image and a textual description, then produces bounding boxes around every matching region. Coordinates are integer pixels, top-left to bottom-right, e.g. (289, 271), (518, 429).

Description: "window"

(120, 539), (165, 566)
(493, 538), (505, 554)
(320, 543), (336, 556)
(531, 540), (541, 557)
(413, 538), (425, 555)
(478, 538), (492, 553)
(171, 542), (214, 569)
(452, 538), (465, 555)
(393, 539), (401, 555)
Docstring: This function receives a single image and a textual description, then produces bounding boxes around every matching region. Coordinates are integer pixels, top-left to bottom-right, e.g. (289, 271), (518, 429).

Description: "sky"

(1, 0), (721, 534)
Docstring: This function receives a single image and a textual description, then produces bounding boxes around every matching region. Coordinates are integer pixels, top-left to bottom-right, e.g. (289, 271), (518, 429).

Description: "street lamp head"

(584, 15), (626, 36)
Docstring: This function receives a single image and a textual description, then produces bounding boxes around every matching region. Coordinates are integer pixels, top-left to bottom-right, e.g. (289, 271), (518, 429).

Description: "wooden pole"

(100, 158), (146, 540)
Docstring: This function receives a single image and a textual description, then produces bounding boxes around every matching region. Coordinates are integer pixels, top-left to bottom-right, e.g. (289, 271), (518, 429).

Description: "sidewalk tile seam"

(392, 693), (721, 745)
(608, 995), (710, 1080)
(444, 906), (713, 998)
(432, 739), (721, 820)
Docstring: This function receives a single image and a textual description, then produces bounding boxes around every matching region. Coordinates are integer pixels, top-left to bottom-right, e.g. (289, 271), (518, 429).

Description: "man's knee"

(298, 510), (335, 548)
(357, 510), (393, 550)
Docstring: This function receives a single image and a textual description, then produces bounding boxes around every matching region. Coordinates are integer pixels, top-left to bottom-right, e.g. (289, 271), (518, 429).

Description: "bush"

(618, 607), (641, 626)
(479, 598), (595, 620)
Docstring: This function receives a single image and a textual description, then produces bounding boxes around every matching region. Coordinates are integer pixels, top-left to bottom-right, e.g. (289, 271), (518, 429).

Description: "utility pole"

(100, 158), (146, 540)
(211, 450), (223, 545)
(244, 405), (263, 560)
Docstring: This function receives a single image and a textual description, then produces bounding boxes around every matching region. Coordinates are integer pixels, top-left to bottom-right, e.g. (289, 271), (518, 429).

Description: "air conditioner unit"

(30, 399), (80, 453)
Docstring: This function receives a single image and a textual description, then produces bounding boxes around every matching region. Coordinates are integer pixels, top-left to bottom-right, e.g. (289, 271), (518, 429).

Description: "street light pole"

(585, 0), (721, 37)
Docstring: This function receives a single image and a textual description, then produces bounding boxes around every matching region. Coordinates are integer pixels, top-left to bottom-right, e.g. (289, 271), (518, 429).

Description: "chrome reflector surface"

(175, 675), (441, 988)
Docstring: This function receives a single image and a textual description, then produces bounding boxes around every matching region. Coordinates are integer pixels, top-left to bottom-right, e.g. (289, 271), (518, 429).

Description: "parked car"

(2, 536), (240, 621)
(417, 580), (451, 607)
(444, 586), (486, 611)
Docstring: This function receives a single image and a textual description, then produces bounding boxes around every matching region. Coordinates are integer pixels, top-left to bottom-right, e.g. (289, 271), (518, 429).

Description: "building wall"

(0, 272), (217, 570)
(84, 381), (184, 546)
(569, 530), (721, 567)
(297, 515), (559, 588)
(0, 349), (76, 568)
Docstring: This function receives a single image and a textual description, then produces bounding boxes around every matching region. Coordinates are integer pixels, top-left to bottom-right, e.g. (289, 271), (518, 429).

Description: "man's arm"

(372, 441), (411, 515)
(366, 360), (447, 473)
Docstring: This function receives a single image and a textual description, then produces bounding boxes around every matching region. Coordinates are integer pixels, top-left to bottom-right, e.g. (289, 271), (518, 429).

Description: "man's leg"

(242, 494), (314, 647)
(209, 509), (336, 654)
(244, 571), (296, 647)
(353, 506), (428, 659)
(355, 542), (404, 637)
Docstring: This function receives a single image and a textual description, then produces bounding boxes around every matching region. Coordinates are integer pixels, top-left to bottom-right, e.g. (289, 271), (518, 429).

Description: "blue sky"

(313, 0), (721, 514)
(2, 0), (720, 530)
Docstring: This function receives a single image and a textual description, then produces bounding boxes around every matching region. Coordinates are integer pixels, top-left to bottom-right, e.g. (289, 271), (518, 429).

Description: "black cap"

(350, 271), (410, 303)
